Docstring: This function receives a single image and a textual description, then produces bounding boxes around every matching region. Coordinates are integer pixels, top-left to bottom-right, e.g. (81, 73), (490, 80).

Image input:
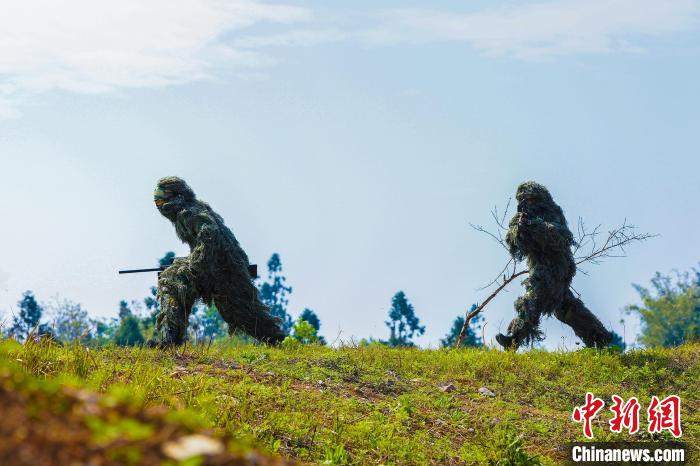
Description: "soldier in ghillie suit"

(151, 176), (285, 347)
(495, 181), (613, 350)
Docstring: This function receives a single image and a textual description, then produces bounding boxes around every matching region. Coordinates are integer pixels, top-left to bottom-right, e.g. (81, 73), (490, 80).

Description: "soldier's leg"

(497, 268), (555, 350)
(153, 262), (196, 346)
(554, 291), (612, 348)
(496, 292), (545, 350)
(213, 286), (285, 345)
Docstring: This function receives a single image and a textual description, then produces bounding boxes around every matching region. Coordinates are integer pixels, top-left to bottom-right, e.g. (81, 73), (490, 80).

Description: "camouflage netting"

(496, 181), (613, 350)
(153, 176), (285, 346)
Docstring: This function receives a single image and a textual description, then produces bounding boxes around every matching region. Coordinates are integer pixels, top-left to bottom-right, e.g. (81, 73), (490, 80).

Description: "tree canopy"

(442, 306), (483, 348)
(258, 253), (293, 334)
(385, 291), (425, 347)
(9, 291), (43, 340)
(626, 270), (700, 347)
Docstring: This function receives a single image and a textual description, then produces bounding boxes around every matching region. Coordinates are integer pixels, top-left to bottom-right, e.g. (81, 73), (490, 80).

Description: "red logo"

(572, 394), (682, 439)
(609, 395), (641, 434)
(647, 395), (682, 438)
(572, 392), (605, 439)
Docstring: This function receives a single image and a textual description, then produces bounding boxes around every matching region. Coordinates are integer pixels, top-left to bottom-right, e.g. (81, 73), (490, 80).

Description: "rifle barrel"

(118, 267), (162, 274)
(119, 264), (258, 277)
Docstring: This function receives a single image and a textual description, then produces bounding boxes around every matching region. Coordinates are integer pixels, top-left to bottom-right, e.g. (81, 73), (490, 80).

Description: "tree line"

(3, 252), (699, 349)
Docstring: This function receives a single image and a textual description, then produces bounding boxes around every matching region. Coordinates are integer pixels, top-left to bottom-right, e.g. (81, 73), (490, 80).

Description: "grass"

(1, 339), (699, 465)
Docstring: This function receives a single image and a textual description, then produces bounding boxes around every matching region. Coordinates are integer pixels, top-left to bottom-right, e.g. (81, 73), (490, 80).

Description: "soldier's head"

(515, 181), (553, 210)
(154, 176), (196, 220)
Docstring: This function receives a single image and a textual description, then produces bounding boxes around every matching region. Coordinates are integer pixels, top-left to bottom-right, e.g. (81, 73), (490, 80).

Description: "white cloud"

(232, 29), (346, 48)
(2, 0), (697, 115)
(0, 0), (311, 114)
(373, 0), (700, 60)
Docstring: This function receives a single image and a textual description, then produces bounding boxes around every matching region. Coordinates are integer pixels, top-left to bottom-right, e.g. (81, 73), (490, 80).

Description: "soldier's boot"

(146, 338), (177, 349)
(498, 296), (544, 350)
(496, 333), (518, 350)
(147, 307), (188, 347)
(555, 292), (613, 348)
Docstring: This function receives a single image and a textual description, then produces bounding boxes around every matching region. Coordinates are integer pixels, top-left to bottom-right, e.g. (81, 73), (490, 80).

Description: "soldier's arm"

(523, 217), (571, 250)
(506, 214), (526, 260)
(186, 214), (217, 276)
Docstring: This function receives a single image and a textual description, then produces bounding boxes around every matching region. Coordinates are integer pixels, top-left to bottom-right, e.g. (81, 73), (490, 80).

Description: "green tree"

(91, 318), (118, 345)
(298, 308), (326, 344)
(291, 319), (322, 344)
(200, 305), (228, 340)
(50, 297), (92, 343)
(258, 253), (293, 334)
(626, 270), (700, 347)
(114, 316), (144, 346)
(187, 304), (219, 342)
(113, 301), (145, 346)
(441, 305), (483, 348)
(609, 331), (626, 351)
(143, 286), (159, 315)
(118, 300), (132, 319)
(299, 308), (320, 331)
(159, 251), (176, 267)
(9, 291), (43, 340)
(385, 291), (425, 347)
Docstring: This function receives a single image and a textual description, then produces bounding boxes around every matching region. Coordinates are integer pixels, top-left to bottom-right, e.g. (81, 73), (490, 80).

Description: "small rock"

(169, 366), (188, 378)
(467, 427), (475, 433)
(439, 383), (456, 393)
(162, 434), (224, 460)
(478, 386), (496, 397)
(490, 417), (501, 427)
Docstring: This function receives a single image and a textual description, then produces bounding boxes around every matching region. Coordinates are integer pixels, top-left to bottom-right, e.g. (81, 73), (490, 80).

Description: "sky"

(1, 0), (699, 348)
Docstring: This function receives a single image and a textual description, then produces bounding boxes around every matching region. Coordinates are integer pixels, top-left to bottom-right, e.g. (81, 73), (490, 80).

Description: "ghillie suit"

(495, 182), (613, 350)
(152, 176), (285, 346)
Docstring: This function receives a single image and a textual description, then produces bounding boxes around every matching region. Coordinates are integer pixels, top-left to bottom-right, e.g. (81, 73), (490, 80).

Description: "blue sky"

(1, 0), (699, 348)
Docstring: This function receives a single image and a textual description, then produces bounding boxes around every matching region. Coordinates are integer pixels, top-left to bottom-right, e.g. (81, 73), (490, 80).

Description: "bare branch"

(574, 220), (656, 266)
(470, 197), (514, 254)
(456, 268), (528, 348)
(500, 198), (512, 229)
(478, 257), (515, 290)
(470, 223), (508, 251)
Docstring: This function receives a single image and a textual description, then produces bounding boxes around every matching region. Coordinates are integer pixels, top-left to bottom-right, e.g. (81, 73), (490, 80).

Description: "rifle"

(119, 258), (258, 278)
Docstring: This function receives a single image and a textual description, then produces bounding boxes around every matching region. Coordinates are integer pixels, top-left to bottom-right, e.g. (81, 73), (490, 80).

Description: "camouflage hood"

(154, 176), (196, 222)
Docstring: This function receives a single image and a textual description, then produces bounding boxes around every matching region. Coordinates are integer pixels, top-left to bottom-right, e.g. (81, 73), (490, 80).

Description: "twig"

(478, 257), (515, 291)
(456, 269), (528, 348)
(469, 223), (508, 251)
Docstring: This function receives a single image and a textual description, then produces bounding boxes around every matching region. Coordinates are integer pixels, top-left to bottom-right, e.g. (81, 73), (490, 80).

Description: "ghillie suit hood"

(497, 181), (612, 349)
(154, 176), (196, 223)
(506, 181), (575, 263)
(153, 176), (284, 346)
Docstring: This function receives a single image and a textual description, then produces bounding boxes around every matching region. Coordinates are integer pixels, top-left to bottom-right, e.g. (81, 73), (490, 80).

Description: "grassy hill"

(1, 339), (698, 465)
